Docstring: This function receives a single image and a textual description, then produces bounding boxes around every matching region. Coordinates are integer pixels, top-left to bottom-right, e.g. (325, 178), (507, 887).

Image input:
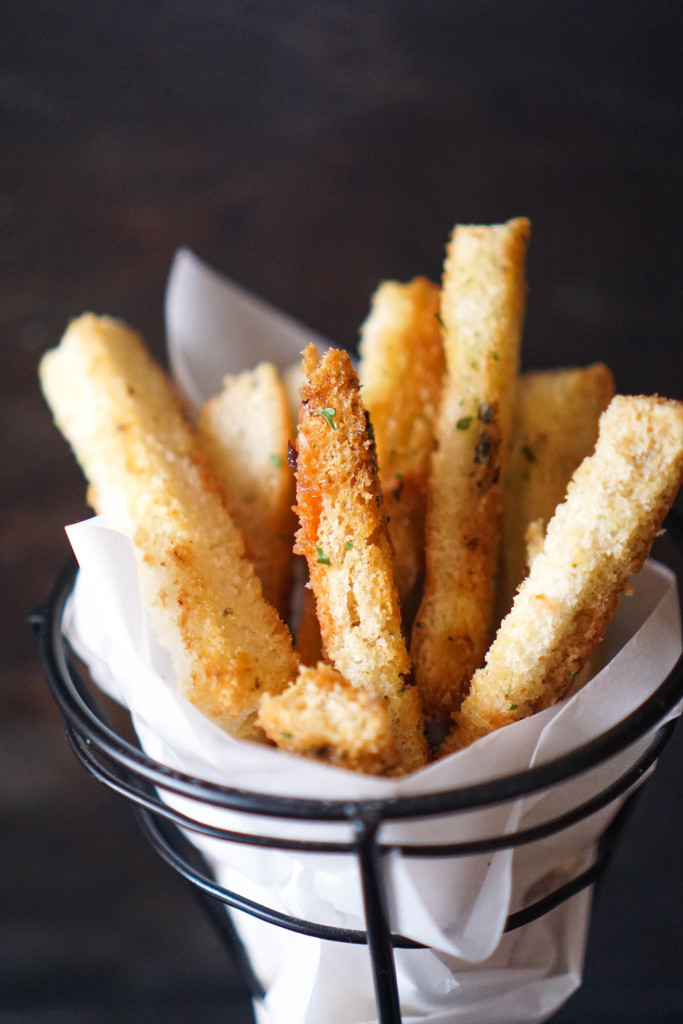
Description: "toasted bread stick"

(39, 315), (298, 737)
(454, 394), (683, 745)
(198, 363), (296, 620)
(258, 662), (397, 774)
(412, 218), (530, 719)
(358, 278), (445, 604)
(294, 344), (428, 773)
(499, 363), (614, 618)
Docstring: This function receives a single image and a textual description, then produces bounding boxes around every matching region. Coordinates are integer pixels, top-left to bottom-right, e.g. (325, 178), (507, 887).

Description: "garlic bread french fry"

(294, 344), (427, 773)
(455, 394), (683, 745)
(358, 278), (445, 604)
(412, 218), (530, 719)
(258, 662), (397, 774)
(499, 363), (614, 618)
(39, 315), (299, 737)
(198, 363), (296, 620)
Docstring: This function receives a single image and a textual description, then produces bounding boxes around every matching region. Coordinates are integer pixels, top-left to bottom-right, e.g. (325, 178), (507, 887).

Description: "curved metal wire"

(34, 557), (683, 828)
(32, 542), (683, 1024)
(132, 793), (631, 946)
(61, 704), (674, 859)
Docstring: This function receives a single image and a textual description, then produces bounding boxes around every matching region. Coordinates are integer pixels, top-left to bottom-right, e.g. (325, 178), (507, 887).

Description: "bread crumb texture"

(294, 344), (427, 773)
(457, 395), (683, 741)
(258, 662), (397, 774)
(39, 315), (298, 737)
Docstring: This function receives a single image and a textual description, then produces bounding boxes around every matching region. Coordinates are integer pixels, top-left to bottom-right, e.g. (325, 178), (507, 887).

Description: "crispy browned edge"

(198, 363), (297, 621)
(498, 363), (615, 619)
(258, 662), (397, 774)
(450, 394), (683, 747)
(412, 218), (530, 719)
(358, 277), (445, 606)
(293, 343), (427, 773)
(39, 314), (299, 738)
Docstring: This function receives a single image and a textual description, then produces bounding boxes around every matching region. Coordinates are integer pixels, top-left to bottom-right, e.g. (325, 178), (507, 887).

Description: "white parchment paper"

(61, 249), (683, 1024)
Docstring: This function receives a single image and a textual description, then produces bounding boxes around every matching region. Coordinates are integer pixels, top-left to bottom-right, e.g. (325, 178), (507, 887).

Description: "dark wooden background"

(2, 2), (683, 1021)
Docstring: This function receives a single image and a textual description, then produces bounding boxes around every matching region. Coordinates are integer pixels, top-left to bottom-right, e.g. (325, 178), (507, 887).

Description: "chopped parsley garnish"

(521, 444), (536, 463)
(315, 545), (331, 565)
(435, 312), (446, 329)
(281, 732), (293, 740)
(456, 416), (473, 431)
(509, 704), (518, 711)
(570, 671), (580, 682)
(317, 407), (337, 431)
(269, 453), (283, 468)
(345, 540), (354, 550)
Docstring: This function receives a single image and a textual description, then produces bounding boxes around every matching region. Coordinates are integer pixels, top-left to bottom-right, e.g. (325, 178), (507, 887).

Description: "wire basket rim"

(35, 555), (683, 826)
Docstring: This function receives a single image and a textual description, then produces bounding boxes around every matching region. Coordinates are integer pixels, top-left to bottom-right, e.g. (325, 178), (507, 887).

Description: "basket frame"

(32, 555), (683, 1024)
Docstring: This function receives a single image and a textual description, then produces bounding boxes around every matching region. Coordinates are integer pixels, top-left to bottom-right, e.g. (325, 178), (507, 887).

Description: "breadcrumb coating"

(412, 218), (530, 718)
(454, 394), (683, 744)
(294, 344), (427, 773)
(258, 663), (397, 774)
(198, 363), (296, 620)
(499, 363), (614, 619)
(39, 314), (298, 738)
(358, 278), (445, 605)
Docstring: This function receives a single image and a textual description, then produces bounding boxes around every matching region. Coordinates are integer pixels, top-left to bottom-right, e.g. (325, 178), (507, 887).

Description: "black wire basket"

(32, 550), (683, 1024)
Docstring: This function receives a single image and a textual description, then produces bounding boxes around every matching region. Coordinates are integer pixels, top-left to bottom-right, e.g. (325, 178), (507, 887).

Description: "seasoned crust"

(499, 363), (615, 619)
(453, 394), (683, 745)
(258, 662), (397, 774)
(294, 344), (427, 773)
(39, 314), (298, 737)
(412, 218), (530, 719)
(198, 363), (296, 620)
(358, 278), (445, 604)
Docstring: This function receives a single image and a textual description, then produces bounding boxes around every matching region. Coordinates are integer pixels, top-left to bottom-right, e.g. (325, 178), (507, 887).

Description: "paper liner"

(60, 249), (682, 1023)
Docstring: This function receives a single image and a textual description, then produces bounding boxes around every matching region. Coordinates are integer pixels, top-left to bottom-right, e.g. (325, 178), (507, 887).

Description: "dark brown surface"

(2, 2), (683, 1021)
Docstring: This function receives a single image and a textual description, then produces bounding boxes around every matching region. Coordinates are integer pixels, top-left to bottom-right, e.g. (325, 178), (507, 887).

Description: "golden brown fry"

(258, 662), (397, 774)
(358, 278), (445, 603)
(39, 315), (298, 737)
(454, 394), (683, 745)
(499, 364), (614, 618)
(294, 344), (428, 773)
(198, 363), (296, 620)
(412, 218), (530, 719)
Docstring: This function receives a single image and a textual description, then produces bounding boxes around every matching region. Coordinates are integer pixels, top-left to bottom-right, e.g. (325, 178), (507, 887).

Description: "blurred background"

(2, 2), (683, 1021)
